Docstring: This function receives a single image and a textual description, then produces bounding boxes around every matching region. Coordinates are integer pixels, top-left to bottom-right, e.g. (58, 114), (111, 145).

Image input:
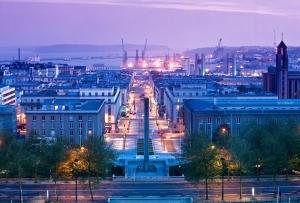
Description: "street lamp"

(219, 127), (229, 148)
(255, 163), (261, 181)
(221, 157), (225, 201)
(72, 159), (79, 201)
(221, 127), (227, 134)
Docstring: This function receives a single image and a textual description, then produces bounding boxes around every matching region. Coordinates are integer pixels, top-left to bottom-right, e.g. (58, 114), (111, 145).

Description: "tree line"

(0, 133), (115, 201)
(182, 120), (300, 200)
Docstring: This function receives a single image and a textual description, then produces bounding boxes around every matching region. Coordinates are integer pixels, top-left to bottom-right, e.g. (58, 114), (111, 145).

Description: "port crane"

(213, 38), (224, 59)
(121, 38), (128, 68)
(142, 38), (148, 61)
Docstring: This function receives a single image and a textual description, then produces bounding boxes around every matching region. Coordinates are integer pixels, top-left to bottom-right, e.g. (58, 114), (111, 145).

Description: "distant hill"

(35, 44), (169, 53)
(186, 45), (300, 57)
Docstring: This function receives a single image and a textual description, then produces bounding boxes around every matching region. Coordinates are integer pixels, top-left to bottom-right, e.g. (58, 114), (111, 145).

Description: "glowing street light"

(80, 146), (87, 153)
(252, 187), (255, 198)
(221, 127), (227, 134)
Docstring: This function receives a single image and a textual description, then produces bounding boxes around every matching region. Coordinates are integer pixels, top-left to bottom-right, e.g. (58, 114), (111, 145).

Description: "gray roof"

(185, 99), (300, 112)
(30, 99), (105, 112)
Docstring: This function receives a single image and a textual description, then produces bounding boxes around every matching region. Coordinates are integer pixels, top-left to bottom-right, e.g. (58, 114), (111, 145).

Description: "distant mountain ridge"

(35, 44), (169, 53)
(186, 46), (300, 56)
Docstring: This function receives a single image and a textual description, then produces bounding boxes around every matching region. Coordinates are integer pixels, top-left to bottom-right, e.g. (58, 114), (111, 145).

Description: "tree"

(81, 136), (115, 201)
(239, 120), (300, 197)
(212, 125), (231, 148)
(5, 138), (36, 203)
(39, 138), (67, 200)
(228, 135), (252, 199)
(182, 133), (221, 200)
(279, 120), (300, 178)
(57, 136), (115, 201)
(241, 122), (267, 180)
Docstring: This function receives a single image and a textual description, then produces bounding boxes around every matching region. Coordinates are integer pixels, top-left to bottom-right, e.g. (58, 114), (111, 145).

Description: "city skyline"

(1, 1), (300, 202)
(1, 0), (300, 51)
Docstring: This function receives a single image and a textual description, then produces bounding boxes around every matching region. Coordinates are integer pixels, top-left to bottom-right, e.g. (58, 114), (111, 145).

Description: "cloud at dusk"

(1, 0), (300, 50)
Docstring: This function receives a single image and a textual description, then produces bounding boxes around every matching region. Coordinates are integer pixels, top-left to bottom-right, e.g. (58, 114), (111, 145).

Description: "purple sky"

(1, 0), (300, 50)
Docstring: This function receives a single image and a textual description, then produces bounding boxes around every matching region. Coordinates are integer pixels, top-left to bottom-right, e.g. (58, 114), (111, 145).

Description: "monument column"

(144, 98), (149, 170)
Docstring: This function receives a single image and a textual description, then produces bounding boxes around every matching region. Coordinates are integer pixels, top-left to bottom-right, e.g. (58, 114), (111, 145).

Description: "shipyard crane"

(217, 38), (222, 50)
(121, 38), (128, 68)
(142, 38), (148, 60)
(213, 38), (224, 59)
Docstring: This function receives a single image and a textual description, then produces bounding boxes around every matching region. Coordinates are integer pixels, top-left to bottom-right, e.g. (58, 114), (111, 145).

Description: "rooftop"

(27, 99), (105, 112)
(184, 98), (300, 112)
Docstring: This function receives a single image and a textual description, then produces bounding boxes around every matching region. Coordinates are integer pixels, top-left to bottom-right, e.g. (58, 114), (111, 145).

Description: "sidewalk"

(2, 175), (298, 185)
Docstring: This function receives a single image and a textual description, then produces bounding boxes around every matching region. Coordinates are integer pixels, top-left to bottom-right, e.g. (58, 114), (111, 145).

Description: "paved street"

(1, 178), (300, 202)
(105, 73), (182, 162)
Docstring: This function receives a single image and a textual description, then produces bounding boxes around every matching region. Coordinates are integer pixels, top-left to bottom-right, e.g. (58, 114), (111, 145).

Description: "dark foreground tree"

(233, 120), (300, 198)
(228, 135), (252, 199)
(82, 136), (115, 201)
(182, 133), (221, 200)
(58, 136), (115, 201)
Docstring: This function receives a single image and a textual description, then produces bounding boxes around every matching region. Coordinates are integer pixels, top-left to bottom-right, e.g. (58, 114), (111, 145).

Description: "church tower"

(276, 41), (288, 99)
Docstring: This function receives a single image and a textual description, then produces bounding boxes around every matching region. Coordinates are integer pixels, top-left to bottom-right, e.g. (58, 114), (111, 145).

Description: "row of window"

(204, 117), (241, 124)
(39, 129), (93, 136)
(176, 92), (201, 97)
(200, 125), (241, 136)
(201, 116), (296, 125)
(33, 120), (94, 130)
(32, 115), (92, 121)
(81, 92), (111, 96)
